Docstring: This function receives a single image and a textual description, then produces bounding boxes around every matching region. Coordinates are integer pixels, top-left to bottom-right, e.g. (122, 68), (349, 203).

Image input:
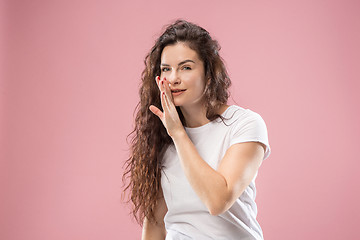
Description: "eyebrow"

(160, 59), (195, 67)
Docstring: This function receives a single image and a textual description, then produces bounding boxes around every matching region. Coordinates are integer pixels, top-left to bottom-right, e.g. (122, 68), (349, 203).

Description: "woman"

(122, 19), (271, 240)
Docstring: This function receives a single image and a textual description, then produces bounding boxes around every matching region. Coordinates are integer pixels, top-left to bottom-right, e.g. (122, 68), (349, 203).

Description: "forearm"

(171, 130), (230, 215)
(142, 217), (166, 240)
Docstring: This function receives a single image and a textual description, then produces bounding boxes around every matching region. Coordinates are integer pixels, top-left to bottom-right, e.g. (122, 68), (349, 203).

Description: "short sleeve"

(229, 110), (271, 161)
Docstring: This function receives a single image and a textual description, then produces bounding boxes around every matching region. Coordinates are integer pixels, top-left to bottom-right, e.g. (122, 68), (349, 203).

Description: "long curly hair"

(121, 18), (232, 226)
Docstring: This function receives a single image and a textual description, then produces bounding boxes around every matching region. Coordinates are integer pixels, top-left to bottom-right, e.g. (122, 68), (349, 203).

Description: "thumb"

(149, 105), (163, 120)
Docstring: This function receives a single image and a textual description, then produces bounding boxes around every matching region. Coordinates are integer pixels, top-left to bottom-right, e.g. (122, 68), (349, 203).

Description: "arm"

(149, 76), (266, 216)
(141, 186), (168, 240)
(172, 131), (265, 216)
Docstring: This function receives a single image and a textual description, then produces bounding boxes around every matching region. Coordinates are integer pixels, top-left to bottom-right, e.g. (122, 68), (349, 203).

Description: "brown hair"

(121, 18), (232, 226)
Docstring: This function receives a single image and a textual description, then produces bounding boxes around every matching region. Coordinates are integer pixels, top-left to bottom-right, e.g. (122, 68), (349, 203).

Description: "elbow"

(208, 203), (228, 216)
(209, 207), (224, 216)
(208, 188), (245, 216)
(208, 198), (232, 216)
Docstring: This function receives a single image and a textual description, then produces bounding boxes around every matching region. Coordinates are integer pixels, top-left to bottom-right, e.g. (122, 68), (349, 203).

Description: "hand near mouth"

(149, 76), (185, 138)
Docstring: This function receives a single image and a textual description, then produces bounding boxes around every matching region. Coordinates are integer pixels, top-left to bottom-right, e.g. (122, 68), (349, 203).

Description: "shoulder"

(222, 105), (264, 125)
(225, 106), (271, 160)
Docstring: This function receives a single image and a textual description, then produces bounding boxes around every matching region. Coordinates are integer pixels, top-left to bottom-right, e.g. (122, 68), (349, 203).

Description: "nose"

(167, 69), (180, 85)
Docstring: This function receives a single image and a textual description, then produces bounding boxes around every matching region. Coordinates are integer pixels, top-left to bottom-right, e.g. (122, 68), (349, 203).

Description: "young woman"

(122, 19), (271, 240)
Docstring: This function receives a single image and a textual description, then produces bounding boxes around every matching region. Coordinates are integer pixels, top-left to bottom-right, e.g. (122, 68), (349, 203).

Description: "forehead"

(161, 42), (200, 64)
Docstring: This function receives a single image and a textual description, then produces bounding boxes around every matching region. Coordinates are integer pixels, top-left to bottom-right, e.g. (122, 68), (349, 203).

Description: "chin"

(173, 101), (181, 107)
(173, 99), (187, 108)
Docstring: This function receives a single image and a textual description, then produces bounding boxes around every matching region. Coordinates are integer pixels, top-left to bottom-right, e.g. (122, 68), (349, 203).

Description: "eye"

(183, 66), (192, 70)
(161, 67), (170, 72)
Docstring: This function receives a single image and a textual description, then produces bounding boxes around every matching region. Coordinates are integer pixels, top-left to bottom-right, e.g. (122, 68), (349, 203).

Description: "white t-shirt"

(160, 105), (271, 240)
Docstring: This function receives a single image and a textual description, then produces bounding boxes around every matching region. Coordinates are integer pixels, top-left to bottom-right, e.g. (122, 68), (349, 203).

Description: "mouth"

(171, 89), (186, 93)
(171, 89), (186, 96)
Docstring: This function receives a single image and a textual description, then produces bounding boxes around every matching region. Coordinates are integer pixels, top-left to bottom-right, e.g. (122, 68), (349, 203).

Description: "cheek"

(194, 77), (206, 90)
(196, 82), (206, 91)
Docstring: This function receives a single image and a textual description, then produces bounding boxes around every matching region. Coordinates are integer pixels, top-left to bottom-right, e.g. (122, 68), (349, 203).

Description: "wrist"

(170, 128), (187, 141)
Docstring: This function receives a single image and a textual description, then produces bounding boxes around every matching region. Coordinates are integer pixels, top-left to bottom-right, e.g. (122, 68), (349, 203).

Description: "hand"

(149, 76), (185, 138)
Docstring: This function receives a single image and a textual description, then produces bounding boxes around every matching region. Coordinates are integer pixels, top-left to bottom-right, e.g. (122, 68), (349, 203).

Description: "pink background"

(1, 0), (359, 239)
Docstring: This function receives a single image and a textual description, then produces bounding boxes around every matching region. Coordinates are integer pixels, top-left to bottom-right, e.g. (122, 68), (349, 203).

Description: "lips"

(171, 89), (186, 93)
(171, 89), (186, 96)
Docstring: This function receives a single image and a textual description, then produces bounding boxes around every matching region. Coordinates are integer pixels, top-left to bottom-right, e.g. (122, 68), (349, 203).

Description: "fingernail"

(157, 76), (160, 80)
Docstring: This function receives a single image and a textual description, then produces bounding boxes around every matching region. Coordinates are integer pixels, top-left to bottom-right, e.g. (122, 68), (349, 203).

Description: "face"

(160, 42), (207, 107)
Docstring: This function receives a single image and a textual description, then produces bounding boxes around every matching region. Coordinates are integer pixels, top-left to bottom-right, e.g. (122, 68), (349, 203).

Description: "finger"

(161, 90), (169, 112)
(160, 79), (164, 92)
(155, 76), (165, 110)
(149, 105), (164, 119)
(160, 89), (166, 114)
(163, 78), (174, 103)
(167, 90), (177, 112)
(163, 89), (172, 115)
(161, 78), (173, 110)
(155, 76), (161, 90)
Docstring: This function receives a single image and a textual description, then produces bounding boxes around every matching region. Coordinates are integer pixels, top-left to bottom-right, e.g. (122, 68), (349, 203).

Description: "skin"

(148, 42), (266, 216)
(153, 42), (228, 129)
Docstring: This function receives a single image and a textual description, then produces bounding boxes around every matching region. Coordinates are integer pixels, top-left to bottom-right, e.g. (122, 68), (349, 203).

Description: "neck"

(180, 103), (209, 128)
(179, 103), (230, 128)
